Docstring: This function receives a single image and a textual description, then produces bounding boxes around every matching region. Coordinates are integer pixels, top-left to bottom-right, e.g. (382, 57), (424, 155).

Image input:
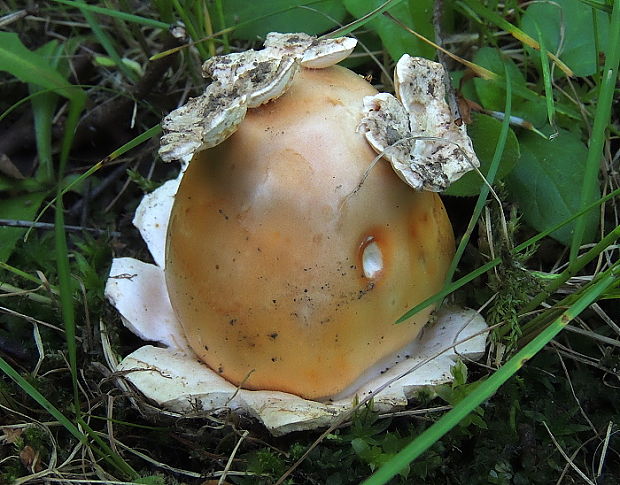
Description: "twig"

(219, 430), (249, 485)
(555, 350), (598, 435)
(108, 437), (203, 478)
(543, 421), (595, 485)
(555, 434), (599, 485)
(592, 302), (620, 336)
(0, 219), (120, 237)
(596, 421), (614, 478)
(375, 405), (452, 420)
(564, 324), (620, 348)
(0, 305), (65, 334)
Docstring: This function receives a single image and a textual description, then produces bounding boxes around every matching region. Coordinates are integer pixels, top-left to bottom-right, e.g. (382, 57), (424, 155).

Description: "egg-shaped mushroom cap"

(165, 66), (455, 400)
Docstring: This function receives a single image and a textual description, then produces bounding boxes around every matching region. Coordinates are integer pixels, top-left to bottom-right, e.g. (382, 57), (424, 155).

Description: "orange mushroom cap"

(165, 65), (455, 400)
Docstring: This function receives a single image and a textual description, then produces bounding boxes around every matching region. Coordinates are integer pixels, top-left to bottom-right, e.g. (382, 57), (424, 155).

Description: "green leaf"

(520, 0), (610, 76)
(472, 47), (525, 112)
(569, 0), (619, 260)
(31, 41), (64, 185)
(220, 0), (347, 39)
(344, 0), (435, 60)
(506, 129), (600, 246)
(443, 113), (520, 197)
(0, 192), (48, 263)
(471, 47), (564, 126)
(73, 0), (138, 82)
(0, 32), (78, 100)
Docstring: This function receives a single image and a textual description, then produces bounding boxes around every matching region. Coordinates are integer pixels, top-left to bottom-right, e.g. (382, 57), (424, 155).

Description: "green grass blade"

(0, 87), (69, 124)
(0, 356), (89, 442)
(0, 32), (81, 101)
(580, 0), (613, 12)
(444, 63), (512, 285)
(396, 186), (620, 323)
(507, 78), (579, 120)
(30, 89), (56, 185)
(54, 189), (78, 404)
(31, 41), (65, 185)
(59, 99), (86, 170)
(44, 74), (141, 480)
(325, 0), (405, 38)
(151, 0), (175, 23)
(53, 97), (85, 416)
(51, 0), (170, 28)
(48, 45), (85, 447)
(110, 124), (163, 159)
(215, 0), (230, 52)
(396, 259), (500, 323)
(73, 0), (139, 82)
(364, 268), (619, 484)
(200, 1), (217, 58)
(535, 24), (555, 130)
(0, 261), (57, 288)
(172, 0), (209, 58)
(570, 0), (620, 262)
(592, 6), (602, 86)
(77, 416), (140, 479)
(0, 281), (52, 305)
(1, 83), (151, 126)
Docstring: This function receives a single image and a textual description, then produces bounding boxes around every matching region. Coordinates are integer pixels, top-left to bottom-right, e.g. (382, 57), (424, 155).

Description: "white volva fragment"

(359, 93), (427, 189)
(105, 258), (190, 351)
(245, 56), (300, 107)
(301, 37), (358, 68)
(359, 55), (480, 192)
(133, 176), (181, 268)
(362, 240), (383, 279)
(396, 55), (478, 187)
(159, 92), (247, 162)
(264, 32), (356, 68)
(158, 32), (356, 163)
(264, 32), (316, 53)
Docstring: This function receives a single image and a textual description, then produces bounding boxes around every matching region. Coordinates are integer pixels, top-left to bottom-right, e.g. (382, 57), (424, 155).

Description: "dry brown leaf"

(19, 444), (43, 472)
(0, 153), (25, 179)
(1, 427), (24, 444)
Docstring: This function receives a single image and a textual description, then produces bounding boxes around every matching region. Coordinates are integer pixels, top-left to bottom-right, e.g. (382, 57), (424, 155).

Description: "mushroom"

(105, 33), (487, 433)
(166, 65), (456, 399)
